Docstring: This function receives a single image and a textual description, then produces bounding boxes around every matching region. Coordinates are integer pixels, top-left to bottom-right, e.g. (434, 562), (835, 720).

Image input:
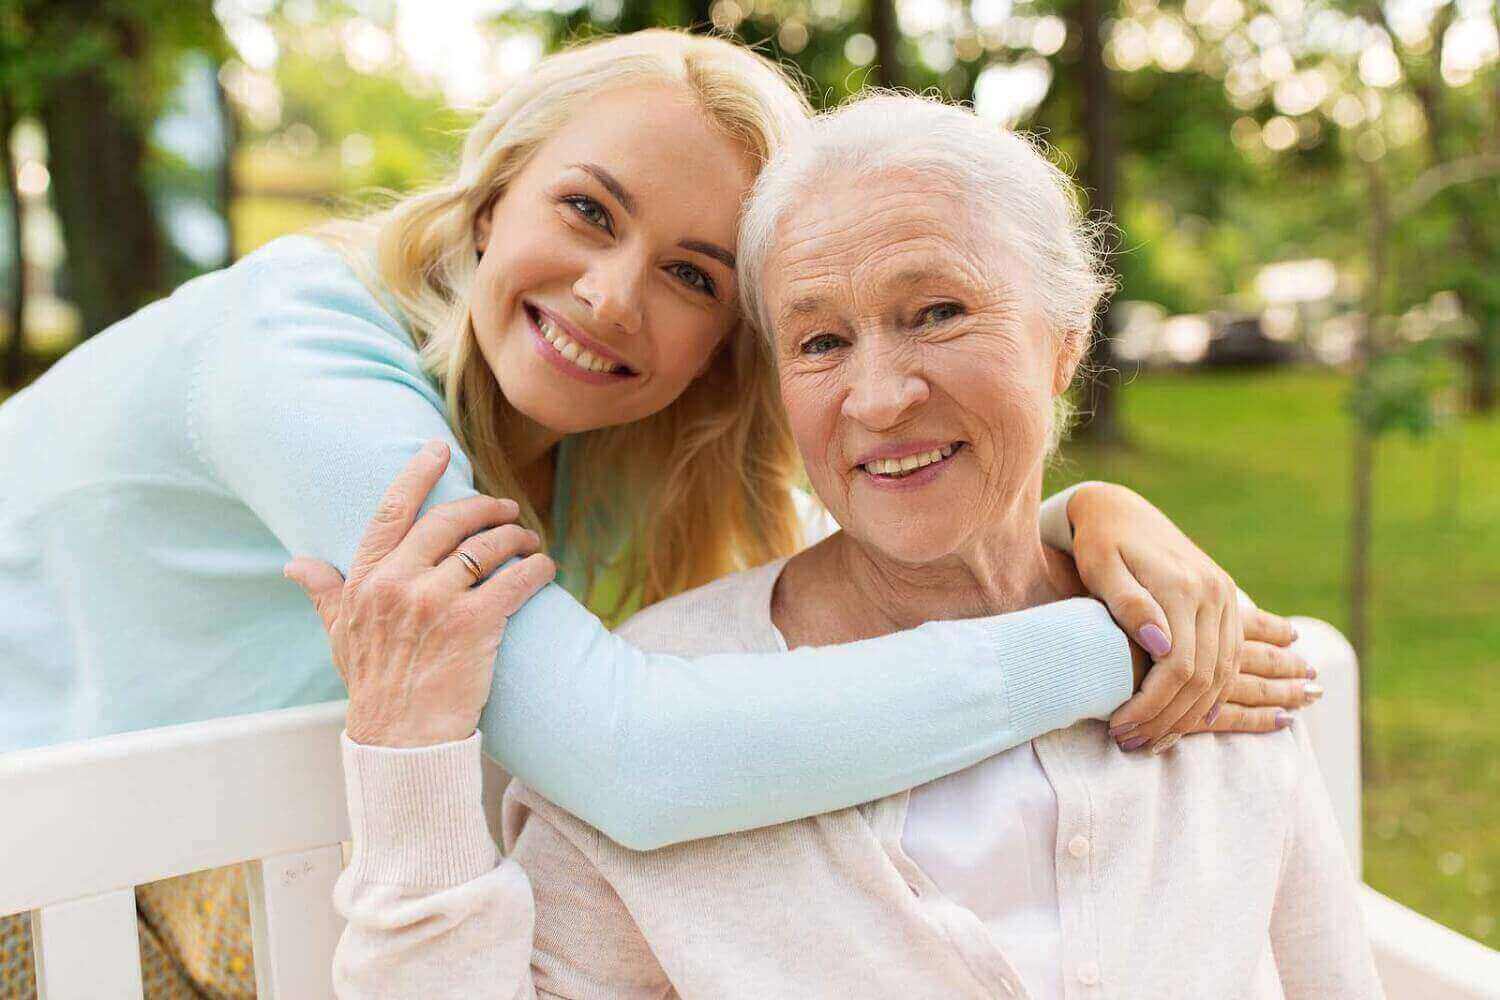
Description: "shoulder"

(616, 559), (788, 656)
(232, 236), (414, 354)
(194, 235), (437, 414)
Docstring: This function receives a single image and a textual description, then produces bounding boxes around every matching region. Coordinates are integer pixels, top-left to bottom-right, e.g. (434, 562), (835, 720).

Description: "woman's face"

(765, 170), (1077, 566)
(472, 84), (755, 435)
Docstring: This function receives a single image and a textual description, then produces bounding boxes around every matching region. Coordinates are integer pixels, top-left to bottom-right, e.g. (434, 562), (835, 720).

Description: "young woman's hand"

(1194, 607), (1321, 735)
(283, 440), (555, 748)
(1062, 482), (1262, 750)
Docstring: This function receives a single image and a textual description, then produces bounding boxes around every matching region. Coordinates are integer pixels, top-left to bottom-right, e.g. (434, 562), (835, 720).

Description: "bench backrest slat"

(31, 889), (144, 999)
(248, 845), (347, 998)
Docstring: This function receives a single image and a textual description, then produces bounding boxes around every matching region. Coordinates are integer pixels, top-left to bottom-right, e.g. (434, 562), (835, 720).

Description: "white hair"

(738, 91), (1115, 351)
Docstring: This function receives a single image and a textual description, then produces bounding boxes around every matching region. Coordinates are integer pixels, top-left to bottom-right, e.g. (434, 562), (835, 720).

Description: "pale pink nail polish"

(1306, 665), (1318, 679)
(1138, 624), (1171, 658)
(1121, 735), (1150, 751)
(1205, 704), (1221, 726)
(1275, 711), (1292, 730)
(1108, 722), (1138, 737)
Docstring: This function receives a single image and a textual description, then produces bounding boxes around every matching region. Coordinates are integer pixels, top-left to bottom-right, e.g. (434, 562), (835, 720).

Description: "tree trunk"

(40, 61), (165, 338)
(1, 93), (26, 388)
(1350, 153), (1388, 782)
(689, 0), (715, 31)
(214, 70), (237, 269)
(868, 0), (902, 89)
(1072, 0), (1123, 442)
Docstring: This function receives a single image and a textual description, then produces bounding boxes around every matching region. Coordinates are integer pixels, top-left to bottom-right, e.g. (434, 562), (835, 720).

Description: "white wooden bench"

(2, 620), (1496, 997)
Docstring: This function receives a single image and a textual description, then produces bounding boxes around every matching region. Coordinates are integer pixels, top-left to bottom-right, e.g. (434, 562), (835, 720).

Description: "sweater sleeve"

(1268, 720), (1384, 998)
(332, 733), (542, 1000)
(193, 242), (1133, 850)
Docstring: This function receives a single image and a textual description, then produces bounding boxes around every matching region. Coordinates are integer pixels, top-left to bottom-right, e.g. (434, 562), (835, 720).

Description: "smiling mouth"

(526, 304), (635, 377)
(860, 442), (964, 479)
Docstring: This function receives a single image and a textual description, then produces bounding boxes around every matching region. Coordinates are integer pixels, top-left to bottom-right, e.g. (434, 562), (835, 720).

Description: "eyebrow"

(679, 239), (736, 270)
(571, 162), (737, 271)
(573, 162), (636, 215)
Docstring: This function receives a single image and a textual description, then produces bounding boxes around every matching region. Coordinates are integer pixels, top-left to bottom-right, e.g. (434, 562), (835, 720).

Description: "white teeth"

(863, 445), (958, 478)
(537, 313), (622, 375)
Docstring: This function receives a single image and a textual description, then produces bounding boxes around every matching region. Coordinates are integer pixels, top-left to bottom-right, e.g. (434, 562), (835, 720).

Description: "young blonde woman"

(0, 31), (1313, 996)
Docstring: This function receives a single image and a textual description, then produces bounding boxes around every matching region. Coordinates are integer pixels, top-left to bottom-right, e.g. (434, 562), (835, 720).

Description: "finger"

(474, 552), (557, 618)
(1224, 674), (1319, 709)
(1238, 640), (1311, 680)
(283, 557), (347, 634)
(1242, 606), (1297, 647)
(351, 441), (452, 577)
(432, 523), (541, 590)
(1193, 703), (1294, 735)
(1151, 602), (1224, 743)
(1107, 593), (1196, 740)
(397, 494), (522, 569)
(1204, 593), (1242, 727)
(1088, 553), (1173, 657)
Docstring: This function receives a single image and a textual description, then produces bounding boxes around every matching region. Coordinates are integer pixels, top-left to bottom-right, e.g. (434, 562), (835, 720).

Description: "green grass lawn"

(1046, 368), (1499, 947)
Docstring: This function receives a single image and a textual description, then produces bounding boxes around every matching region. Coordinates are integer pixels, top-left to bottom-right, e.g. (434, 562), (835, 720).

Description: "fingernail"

(1121, 735), (1150, 751)
(1137, 624), (1171, 658)
(1205, 704), (1221, 726)
(1108, 722), (1138, 737)
(1275, 711), (1293, 730)
(1289, 626), (1300, 642)
(424, 439), (448, 457)
(1305, 665), (1318, 679)
(1150, 733), (1181, 755)
(1304, 682), (1324, 702)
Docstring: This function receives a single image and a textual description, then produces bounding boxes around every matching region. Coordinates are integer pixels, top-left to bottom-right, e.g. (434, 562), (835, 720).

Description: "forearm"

(485, 586), (1132, 849)
(334, 734), (541, 999)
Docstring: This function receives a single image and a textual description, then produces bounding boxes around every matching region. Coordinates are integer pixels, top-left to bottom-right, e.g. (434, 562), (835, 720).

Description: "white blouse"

(771, 616), (1065, 1000)
(904, 747), (1063, 1000)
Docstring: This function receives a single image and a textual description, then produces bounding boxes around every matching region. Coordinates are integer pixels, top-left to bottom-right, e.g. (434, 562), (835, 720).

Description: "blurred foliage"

(1349, 339), (1457, 436)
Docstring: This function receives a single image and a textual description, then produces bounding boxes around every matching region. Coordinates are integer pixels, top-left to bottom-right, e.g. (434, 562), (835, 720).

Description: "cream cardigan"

(333, 560), (1383, 999)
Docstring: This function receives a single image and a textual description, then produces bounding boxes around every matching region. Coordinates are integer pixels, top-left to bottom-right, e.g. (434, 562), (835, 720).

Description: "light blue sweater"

(0, 236), (1132, 849)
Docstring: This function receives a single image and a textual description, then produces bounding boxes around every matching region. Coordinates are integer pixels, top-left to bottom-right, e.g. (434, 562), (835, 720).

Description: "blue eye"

(670, 262), (717, 298)
(564, 195), (612, 233)
(800, 334), (845, 355)
(920, 302), (963, 324)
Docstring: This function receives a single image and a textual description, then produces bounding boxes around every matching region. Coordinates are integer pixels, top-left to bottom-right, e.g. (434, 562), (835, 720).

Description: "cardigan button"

(1067, 834), (1090, 859)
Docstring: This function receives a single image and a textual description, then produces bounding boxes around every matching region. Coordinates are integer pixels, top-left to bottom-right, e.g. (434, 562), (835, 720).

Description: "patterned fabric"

(0, 867), (255, 999)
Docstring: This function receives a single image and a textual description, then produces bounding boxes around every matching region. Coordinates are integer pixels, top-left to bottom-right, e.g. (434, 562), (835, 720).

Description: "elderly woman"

(321, 94), (1381, 998)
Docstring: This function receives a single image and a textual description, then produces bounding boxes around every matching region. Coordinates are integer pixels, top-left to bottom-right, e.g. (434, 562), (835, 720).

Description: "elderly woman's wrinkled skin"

(763, 167), (1307, 750)
(770, 172), (1073, 582)
(768, 172), (1086, 649)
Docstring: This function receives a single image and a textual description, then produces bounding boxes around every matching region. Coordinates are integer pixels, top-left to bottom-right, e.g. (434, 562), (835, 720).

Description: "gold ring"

(454, 549), (484, 583)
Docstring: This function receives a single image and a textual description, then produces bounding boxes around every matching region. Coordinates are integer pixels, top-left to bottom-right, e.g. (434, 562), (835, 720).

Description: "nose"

(573, 253), (645, 336)
(840, 339), (929, 429)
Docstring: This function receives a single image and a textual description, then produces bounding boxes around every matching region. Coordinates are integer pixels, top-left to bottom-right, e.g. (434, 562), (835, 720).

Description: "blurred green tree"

(0, 0), (228, 343)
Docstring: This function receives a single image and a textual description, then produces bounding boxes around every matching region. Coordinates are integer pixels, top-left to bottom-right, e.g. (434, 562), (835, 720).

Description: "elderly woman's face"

(765, 171), (1073, 565)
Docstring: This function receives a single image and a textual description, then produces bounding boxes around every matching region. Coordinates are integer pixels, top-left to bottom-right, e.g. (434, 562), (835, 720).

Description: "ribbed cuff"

(977, 597), (1134, 734)
(1039, 482), (1105, 553)
(341, 731), (499, 889)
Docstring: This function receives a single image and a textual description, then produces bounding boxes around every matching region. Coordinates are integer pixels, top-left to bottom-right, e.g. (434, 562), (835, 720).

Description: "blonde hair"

(321, 30), (814, 614)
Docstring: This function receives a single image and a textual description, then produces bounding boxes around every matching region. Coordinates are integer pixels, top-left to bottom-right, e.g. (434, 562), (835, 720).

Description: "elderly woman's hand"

(1063, 483), (1301, 751)
(283, 441), (556, 748)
